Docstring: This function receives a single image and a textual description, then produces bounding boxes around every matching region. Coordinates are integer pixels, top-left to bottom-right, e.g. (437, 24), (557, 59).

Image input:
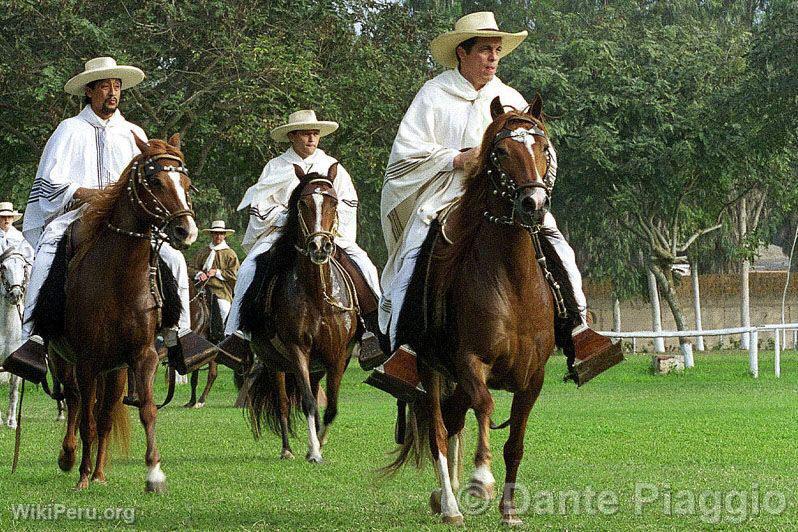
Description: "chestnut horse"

(239, 164), (359, 463)
(31, 134), (197, 491)
(387, 96), (560, 525)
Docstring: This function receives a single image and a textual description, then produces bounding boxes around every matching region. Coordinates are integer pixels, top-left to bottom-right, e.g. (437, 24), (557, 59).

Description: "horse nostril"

(521, 195), (536, 213)
(173, 225), (188, 240)
(323, 241), (334, 254)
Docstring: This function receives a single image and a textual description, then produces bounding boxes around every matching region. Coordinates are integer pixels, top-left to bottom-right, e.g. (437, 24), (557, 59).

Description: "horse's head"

(130, 133), (198, 249)
(294, 163), (339, 265)
(482, 95), (555, 228)
(0, 249), (30, 305)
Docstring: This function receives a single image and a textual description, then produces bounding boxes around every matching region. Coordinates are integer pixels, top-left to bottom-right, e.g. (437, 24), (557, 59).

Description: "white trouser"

(22, 210), (191, 340)
(224, 232), (381, 336)
(216, 298), (231, 325)
(379, 211), (587, 348)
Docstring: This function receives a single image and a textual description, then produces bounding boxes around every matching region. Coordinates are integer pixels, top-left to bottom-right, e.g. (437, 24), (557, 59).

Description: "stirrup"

(216, 332), (253, 374)
(358, 332), (389, 371)
(364, 345), (425, 402)
(169, 331), (217, 375)
(4, 336), (48, 384)
(566, 325), (624, 386)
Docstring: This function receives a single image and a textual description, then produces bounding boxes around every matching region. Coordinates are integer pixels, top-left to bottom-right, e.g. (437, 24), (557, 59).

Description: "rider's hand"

(73, 188), (99, 202)
(197, 272), (209, 282)
(453, 147), (479, 170)
(207, 269), (217, 278)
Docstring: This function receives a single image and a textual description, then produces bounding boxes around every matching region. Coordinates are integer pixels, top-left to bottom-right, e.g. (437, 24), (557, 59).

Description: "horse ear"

(132, 132), (149, 153)
(168, 133), (181, 150)
(294, 164), (306, 179)
(527, 94), (543, 120)
(490, 96), (504, 120)
(327, 163), (338, 181)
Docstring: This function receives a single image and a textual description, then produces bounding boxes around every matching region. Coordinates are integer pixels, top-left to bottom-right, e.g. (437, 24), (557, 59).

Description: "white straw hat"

(270, 110), (339, 143)
(64, 56), (145, 96)
(202, 220), (235, 234)
(430, 12), (528, 69)
(0, 202), (22, 221)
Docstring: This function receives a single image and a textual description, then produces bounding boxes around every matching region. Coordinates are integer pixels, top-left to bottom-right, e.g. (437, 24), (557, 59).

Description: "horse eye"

(495, 146), (508, 158)
(151, 178), (164, 189)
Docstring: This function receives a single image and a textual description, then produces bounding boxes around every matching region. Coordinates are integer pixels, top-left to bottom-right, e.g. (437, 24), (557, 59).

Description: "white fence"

(598, 323), (798, 378)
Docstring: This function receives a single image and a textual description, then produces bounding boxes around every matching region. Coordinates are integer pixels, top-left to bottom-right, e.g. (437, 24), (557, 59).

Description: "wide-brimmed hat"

(430, 12), (528, 69)
(64, 56), (145, 96)
(0, 202), (22, 221)
(202, 220), (235, 234)
(270, 110), (339, 143)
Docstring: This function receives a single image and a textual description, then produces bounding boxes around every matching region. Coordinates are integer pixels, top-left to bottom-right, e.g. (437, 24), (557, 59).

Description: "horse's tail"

(108, 389), (131, 459)
(380, 400), (430, 475)
(245, 363), (302, 440)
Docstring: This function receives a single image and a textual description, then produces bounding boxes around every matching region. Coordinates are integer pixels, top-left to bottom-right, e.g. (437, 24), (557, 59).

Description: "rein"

(294, 178), (354, 313)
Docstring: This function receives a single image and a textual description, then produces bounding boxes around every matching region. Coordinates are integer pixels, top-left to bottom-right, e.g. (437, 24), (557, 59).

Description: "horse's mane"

(79, 139), (185, 241)
(238, 174), (311, 333)
(431, 110), (548, 298)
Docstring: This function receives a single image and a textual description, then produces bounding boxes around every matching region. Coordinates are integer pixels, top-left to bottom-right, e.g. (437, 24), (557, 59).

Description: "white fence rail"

(598, 323), (798, 378)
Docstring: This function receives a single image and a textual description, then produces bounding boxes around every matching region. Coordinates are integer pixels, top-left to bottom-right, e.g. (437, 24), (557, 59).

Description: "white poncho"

(380, 69), (527, 303)
(237, 147), (359, 252)
(23, 105), (147, 245)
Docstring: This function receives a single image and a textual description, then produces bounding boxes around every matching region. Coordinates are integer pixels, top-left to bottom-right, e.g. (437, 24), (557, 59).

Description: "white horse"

(0, 248), (30, 429)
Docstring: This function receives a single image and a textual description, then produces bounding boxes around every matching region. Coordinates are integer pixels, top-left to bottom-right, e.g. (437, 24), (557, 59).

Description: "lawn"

(1, 350), (796, 530)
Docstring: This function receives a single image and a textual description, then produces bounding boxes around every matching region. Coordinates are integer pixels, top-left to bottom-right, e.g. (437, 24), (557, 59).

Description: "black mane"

(239, 175), (311, 333)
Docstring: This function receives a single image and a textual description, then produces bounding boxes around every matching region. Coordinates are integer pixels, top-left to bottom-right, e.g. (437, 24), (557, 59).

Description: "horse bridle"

(296, 178), (339, 263)
(0, 251), (30, 312)
(294, 178), (355, 312)
(483, 118), (555, 230)
(106, 153), (195, 240)
(483, 118), (568, 318)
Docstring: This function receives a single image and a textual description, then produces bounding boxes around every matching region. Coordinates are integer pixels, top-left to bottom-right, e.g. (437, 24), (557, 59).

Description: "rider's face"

(288, 130), (320, 159)
(457, 37), (502, 89)
(0, 215), (13, 231)
(85, 78), (122, 119)
(211, 232), (226, 246)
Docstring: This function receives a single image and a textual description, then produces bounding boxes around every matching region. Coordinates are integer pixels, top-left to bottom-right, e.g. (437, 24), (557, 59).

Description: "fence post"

(748, 329), (759, 378)
(774, 329), (781, 378)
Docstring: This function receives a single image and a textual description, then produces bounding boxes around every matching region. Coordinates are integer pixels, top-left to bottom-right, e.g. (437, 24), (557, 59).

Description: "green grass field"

(1, 351), (797, 530)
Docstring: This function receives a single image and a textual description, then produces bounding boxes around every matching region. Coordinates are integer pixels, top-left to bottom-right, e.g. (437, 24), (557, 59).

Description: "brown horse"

(32, 134), (197, 491)
(387, 96), (560, 525)
(239, 164), (359, 463)
(183, 280), (221, 408)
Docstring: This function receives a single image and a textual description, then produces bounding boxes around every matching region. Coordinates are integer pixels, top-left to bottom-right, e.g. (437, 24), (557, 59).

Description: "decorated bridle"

(104, 151), (195, 327)
(296, 178), (339, 263)
(482, 116), (567, 318)
(294, 178), (355, 312)
(483, 116), (556, 230)
(106, 152), (195, 240)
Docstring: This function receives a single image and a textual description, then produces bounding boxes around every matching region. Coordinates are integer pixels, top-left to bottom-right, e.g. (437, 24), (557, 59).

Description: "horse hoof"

(58, 451), (75, 472)
(183, 402), (196, 408)
(501, 513), (523, 526)
(91, 475), (107, 485)
(441, 514), (464, 526)
(6, 421), (16, 430)
(429, 489), (442, 515)
(467, 481), (496, 500)
(193, 402), (205, 409)
(145, 480), (167, 493)
(305, 453), (323, 464)
(280, 450), (295, 460)
(56, 414), (65, 422)
(75, 478), (90, 490)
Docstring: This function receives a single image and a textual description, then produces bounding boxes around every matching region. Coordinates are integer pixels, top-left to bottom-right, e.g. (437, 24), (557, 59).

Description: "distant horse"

(32, 134), (197, 491)
(386, 96), (561, 525)
(0, 249), (29, 429)
(183, 280), (222, 408)
(240, 164), (359, 463)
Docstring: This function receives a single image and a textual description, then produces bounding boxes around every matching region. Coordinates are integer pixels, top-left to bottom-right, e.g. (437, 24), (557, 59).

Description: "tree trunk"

(650, 262), (694, 367)
(613, 295), (621, 333)
(740, 196), (751, 349)
(691, 260), (705, 351)
(645, 261), (666, 353)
